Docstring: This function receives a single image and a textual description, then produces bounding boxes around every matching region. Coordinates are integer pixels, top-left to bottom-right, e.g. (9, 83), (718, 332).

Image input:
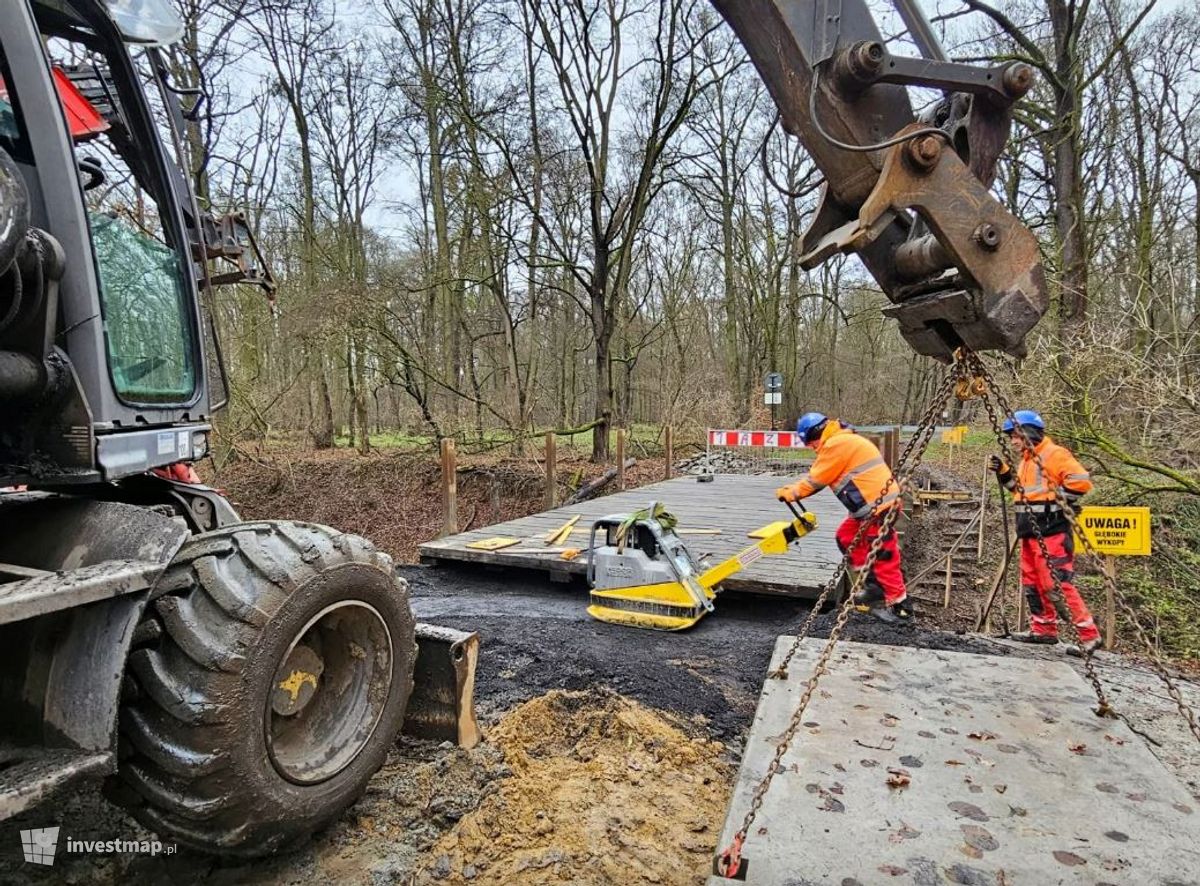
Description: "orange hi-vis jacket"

(787, 421), (898, 518)
(1002, 436), (1092, 504)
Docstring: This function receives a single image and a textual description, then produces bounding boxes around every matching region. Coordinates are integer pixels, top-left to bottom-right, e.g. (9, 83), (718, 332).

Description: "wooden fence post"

(664, 425), (673, 480)
(440, 437), (457, 537)
(1103, 556), (1117, 650)
(616, 428), (626, 490)
(544, 432), (557, 509)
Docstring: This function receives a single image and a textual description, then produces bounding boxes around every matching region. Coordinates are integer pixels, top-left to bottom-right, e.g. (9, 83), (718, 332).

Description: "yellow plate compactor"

(586, 500), (818, 630)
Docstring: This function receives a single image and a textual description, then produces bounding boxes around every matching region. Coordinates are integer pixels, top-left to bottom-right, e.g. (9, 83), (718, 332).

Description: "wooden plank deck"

(417, 474), (846, 597)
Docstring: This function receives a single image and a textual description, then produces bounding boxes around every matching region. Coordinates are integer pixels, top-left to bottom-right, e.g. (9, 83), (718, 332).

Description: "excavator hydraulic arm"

(710, 0), (1047, 360)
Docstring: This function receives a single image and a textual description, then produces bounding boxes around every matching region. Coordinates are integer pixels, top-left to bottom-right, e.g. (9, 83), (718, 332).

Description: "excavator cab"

(0, 1), (477, 855)
(0, 0), (270, 492)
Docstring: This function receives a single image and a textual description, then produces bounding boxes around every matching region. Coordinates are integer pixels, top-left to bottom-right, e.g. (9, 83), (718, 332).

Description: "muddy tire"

(112, 521), (416, 856)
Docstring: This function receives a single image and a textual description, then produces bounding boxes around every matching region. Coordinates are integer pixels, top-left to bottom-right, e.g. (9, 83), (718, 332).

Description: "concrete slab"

(711, 638), (1200, 886)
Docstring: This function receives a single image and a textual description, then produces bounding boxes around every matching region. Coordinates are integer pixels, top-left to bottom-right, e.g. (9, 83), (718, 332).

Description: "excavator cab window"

(31, 2), (200, 406)
(0, 58), (31, 156)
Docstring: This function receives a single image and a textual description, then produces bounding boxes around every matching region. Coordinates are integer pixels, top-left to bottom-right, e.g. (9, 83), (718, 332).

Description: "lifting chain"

(715, 356), (965, 879)
(964, 351), (1200, 742)
(768, 364), (962, 680)
(967, 353), (1114, 717)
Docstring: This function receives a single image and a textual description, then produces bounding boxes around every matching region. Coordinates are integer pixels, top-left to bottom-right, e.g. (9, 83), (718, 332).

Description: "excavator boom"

(711, 0), (1047, 360)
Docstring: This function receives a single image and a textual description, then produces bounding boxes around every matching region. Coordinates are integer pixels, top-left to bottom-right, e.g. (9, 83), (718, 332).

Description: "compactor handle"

(782, 499), (808, 519)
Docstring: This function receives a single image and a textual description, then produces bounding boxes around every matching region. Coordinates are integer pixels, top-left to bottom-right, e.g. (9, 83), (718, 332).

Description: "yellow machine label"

(278, 669), (318, 703)
(1073, 506), (1151, 556)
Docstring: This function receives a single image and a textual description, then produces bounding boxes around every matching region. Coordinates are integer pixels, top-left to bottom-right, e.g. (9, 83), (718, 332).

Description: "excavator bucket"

(402, 624), (482, 748)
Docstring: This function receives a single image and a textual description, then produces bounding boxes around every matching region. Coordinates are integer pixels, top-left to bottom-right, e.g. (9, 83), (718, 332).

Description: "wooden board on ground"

(709, 638), (1200, 885)
(418, 474), (846, 597)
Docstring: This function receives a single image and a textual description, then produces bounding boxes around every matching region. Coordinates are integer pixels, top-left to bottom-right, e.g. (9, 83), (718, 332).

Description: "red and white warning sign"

(707, 429), (806, 449)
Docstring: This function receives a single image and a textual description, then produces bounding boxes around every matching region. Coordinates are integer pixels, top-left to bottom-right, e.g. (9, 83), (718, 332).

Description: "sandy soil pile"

(413, 689), (733, 885)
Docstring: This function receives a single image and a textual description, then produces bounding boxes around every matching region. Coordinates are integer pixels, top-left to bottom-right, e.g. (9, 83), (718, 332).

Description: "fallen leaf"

(945, 759), (965, 766)
(834, 763), (846, 772)
(886, 768), (912, 789)
(948, 801), (989, 822)
(819, 794), (845, 813)
(888, 823), (921, 843)
(961, 824), (999, 851)
(994, 784), (1007, 795)
(1068, 743), (1088, 755)
(968, 731), (996, 741)
(1052, 850), (1087, 866)
(878, 864), (908, 876)
(1103, 734), (1126, 746)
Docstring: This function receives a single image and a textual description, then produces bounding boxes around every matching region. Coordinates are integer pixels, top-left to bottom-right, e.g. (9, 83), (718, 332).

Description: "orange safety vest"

(790, 421), (898, 518)
(1008, 436), (1092, 505)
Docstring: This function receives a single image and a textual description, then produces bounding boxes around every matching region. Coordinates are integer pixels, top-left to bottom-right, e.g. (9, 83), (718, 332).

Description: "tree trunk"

(1048, 0), (1088, 351)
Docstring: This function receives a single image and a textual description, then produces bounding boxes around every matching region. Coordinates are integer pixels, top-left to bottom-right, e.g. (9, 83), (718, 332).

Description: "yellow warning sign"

(1074, 506), (1151, 556)
(940, 426), (966, 445)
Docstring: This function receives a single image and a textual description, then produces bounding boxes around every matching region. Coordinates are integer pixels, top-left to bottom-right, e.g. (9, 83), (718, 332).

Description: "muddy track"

(406, 564), (1012, 746)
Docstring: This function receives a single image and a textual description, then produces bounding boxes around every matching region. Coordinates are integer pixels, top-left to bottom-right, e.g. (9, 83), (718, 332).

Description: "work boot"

(869, 600), (914, 626)
(1065, 637), (1102, 657)
(853, 583), (886, 608)
(1009, 631), (1058, 646)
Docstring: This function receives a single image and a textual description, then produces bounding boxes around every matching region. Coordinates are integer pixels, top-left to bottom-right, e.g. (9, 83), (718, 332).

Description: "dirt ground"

(410, 690), (732, 885)
(3, 447), (1198, 884)
(3, 561), (1198, 885)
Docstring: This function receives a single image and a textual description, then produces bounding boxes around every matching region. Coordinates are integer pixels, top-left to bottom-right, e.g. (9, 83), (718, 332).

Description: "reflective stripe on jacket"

(789, 420), (898, 518)
(1008, 436), (1092, 504)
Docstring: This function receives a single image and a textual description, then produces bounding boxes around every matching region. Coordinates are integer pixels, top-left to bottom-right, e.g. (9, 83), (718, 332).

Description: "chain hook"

(714, 832), (746, 879)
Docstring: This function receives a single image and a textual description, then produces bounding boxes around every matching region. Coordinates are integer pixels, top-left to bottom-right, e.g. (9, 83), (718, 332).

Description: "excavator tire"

(110, 521), (416, 856)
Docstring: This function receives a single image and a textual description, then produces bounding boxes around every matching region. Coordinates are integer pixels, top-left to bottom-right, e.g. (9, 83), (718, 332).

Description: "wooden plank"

(664, 425), (673, 480)
(465, 537), (520, 551)
(417, 475), (845, 597)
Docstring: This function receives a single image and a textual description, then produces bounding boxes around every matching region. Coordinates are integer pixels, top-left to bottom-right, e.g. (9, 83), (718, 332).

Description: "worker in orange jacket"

(990, 410), (1100, 654)
(777, 413), (913, 624)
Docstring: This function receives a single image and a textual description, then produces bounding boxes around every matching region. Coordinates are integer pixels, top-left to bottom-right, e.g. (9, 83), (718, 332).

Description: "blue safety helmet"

(796, 412), (828, 443)
(1002, 409), (1046, 433)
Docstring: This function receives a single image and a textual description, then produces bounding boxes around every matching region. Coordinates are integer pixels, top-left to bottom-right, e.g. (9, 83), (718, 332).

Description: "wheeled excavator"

(0, 0), (1044, 859)
(0, 0), (478, 857)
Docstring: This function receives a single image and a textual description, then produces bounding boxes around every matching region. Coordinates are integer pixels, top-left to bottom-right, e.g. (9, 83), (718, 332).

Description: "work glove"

(989, 455), (1014, 488)
(776, 484), (801, 503)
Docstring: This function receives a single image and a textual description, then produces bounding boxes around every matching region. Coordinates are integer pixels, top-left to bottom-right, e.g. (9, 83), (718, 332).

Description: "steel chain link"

(768, 366), (963, 680)
(716, 358), (964, 878)
(718, 349), (1200, 879)
(966, 352), (1200, 741)
(966, 354), (1114, 716)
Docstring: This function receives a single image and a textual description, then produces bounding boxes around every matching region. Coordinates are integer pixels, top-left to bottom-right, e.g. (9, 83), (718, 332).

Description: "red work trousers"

(1020, 532), (1100, 643)
(835, 514), (908, 606)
